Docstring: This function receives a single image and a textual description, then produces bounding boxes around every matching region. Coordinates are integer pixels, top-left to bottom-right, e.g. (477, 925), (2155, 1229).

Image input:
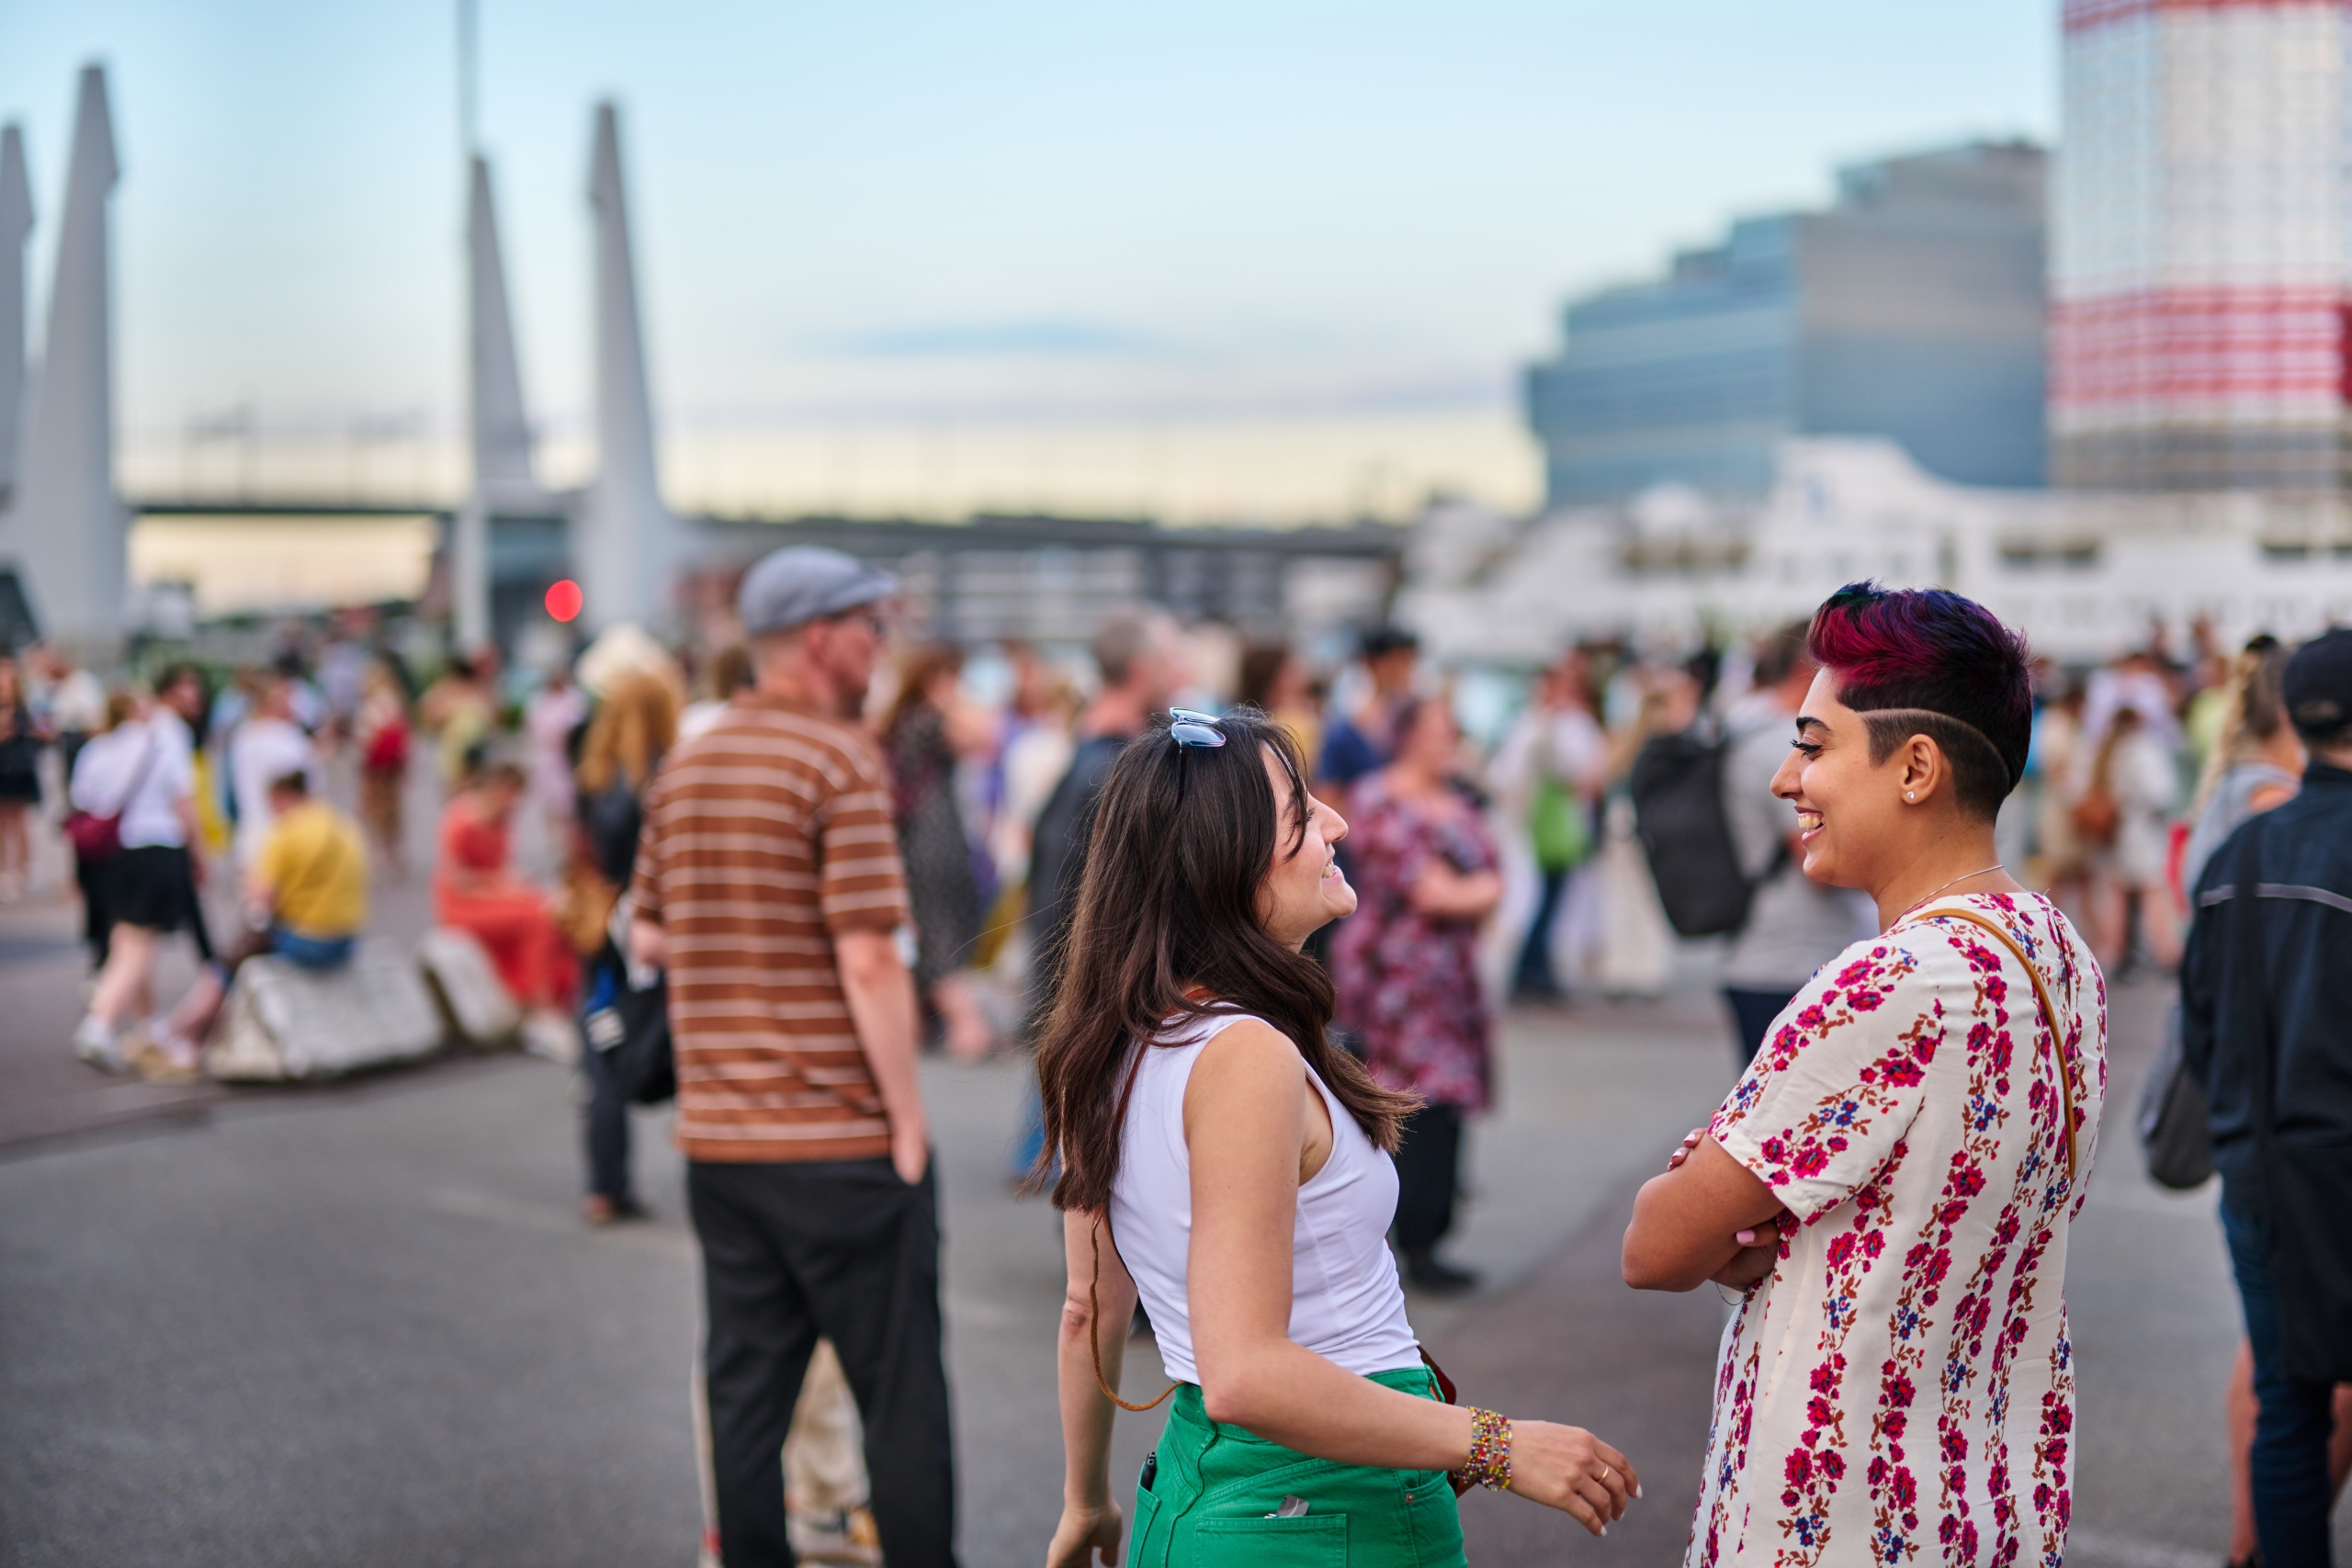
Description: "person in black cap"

(632, 545), (960, 1568)
(2183, 626), (2352, 1568)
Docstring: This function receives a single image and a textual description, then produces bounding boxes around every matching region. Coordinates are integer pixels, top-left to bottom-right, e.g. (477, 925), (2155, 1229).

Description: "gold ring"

(1600, 1464), (1612, 1483)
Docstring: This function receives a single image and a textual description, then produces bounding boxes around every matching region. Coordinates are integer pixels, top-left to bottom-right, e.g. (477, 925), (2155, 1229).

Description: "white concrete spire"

(467, 154), (539, 508)
(452, 152), (540, 650)
(578, 100), (677, 633)
(6, 66), (127, 651)
(0, 124), (31, 510)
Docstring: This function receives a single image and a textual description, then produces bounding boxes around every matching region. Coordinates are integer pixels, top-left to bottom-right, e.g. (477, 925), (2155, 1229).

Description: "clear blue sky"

(0, 1), (2056, 508)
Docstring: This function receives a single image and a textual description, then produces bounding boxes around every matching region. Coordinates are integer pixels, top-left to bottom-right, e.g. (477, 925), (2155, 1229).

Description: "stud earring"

(1906, 791), (1916, 801)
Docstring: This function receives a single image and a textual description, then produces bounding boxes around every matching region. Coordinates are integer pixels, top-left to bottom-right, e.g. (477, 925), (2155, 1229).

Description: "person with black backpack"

(1632, 624), (1872, 1065)
(1716, 624), (1876, 1064)
(2182, 627), (2352, 1568)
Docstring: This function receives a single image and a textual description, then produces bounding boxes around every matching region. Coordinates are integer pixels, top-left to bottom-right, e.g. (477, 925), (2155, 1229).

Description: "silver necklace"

(1901, 863), (2006, 920)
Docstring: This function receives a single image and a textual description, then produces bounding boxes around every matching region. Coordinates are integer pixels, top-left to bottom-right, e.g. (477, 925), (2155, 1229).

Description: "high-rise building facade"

(1525, 141), (2047, 507)
(2052, 0), (2351, 492)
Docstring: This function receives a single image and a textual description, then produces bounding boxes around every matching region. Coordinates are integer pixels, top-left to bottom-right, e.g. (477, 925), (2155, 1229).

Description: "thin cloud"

(826, 318), (1180, 359)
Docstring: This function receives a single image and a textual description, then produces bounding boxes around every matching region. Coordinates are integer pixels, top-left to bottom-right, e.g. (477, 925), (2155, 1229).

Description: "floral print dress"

(1329, 773), (1497, 1111)
(1690, 892), (2107, 1568)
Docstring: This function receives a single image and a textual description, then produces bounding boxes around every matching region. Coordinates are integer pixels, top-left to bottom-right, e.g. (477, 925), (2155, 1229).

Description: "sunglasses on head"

(1168, 707), (1227, 805)
(1168, 707), (1226, 750)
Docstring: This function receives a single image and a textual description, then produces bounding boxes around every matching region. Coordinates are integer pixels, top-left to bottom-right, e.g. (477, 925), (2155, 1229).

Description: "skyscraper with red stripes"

(2052, 0), (2352, 491)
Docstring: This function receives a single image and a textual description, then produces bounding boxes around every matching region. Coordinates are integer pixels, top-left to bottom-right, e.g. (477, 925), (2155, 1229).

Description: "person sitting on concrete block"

(159, 771), (368, 1057)
(241, 770), (368, 969)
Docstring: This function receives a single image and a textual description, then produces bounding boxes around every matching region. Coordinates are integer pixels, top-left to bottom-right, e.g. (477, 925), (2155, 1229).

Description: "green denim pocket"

(1148, 1369), (1466, 1568)
(1193, 1512), (1349, 1564)
(1127, 1482), (1168, 1568)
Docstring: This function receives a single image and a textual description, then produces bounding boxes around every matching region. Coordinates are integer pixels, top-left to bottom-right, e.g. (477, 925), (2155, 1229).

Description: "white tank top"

(1104, 1011), (1423, 1385)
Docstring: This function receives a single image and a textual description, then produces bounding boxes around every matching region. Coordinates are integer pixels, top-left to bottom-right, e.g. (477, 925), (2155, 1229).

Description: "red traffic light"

(545, 579), (583, 623)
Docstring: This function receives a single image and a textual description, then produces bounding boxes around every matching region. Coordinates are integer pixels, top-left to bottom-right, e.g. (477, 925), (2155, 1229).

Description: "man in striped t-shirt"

(632, 546), (957, 1568)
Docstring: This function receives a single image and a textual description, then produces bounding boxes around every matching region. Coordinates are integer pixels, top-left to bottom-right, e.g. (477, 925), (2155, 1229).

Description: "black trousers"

(1393, 1102), (1465, 1256)
(688, 1156), (959, 1568)
(580, 1032), (632, 1201)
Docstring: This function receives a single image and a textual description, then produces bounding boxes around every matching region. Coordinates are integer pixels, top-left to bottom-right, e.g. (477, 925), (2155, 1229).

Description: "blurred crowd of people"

(5, 604), (2320, 1159)
(0, 635), (376, 1075)
(5, 603), (2278, 1219)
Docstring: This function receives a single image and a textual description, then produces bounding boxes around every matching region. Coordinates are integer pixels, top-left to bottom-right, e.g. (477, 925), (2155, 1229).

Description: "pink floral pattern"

(1329, 773), (1498, 1111)
(1688, 894), (2107, 1568)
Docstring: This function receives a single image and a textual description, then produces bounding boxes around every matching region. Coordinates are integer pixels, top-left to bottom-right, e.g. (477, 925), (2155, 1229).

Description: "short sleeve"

(1709, 934), (1963, 1223)
(156, 718), (196, 784)
(815, 738), (911, 936)
(254, 821), (292, 891)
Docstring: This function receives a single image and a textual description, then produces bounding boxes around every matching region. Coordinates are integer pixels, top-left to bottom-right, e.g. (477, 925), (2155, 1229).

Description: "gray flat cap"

(737, 546), (899, 636)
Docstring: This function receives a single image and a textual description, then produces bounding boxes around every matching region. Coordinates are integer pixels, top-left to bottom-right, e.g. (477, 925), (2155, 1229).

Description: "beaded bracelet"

(1452, 1407), (1512, 1492)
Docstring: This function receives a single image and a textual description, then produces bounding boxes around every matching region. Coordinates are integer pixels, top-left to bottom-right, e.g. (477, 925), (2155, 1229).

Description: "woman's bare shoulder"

(1185, 1017), (1305, 1095)
(1193, 1015), (1300, 1062)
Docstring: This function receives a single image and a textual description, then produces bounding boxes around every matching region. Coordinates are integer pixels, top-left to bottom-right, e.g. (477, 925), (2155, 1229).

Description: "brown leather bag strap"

(1908, 906), (2078, 1182)
(1089, 1209), (1176, 1412)
(1088, 1039), (1177, 1412)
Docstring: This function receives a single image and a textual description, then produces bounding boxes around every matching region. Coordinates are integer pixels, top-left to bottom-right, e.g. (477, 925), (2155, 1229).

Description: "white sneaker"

(72, 1014), (124, 1072)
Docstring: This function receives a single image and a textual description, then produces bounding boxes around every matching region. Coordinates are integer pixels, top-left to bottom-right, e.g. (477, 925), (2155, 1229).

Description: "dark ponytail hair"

(1034, 706), (1415, 1213)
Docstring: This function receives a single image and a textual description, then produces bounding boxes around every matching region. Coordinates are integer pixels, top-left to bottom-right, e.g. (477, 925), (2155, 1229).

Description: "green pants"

(1127, 1366), (1468, 1567)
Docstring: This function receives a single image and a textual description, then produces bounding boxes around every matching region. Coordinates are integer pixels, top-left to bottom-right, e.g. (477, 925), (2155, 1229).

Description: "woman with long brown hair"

(571, 671), (680, 1224)
(1038, 706), (1636, 1568)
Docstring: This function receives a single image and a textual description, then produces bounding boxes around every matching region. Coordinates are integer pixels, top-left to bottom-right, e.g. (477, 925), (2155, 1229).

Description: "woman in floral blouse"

(1623, 582), (2107, 1568)
(1330, 694), (1504, 1294)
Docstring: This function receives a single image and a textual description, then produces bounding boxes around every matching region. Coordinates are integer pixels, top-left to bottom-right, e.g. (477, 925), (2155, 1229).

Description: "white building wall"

(1402, 438), (2352, 667)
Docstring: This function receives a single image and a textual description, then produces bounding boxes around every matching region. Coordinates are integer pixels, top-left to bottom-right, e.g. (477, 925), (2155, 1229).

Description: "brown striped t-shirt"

(632, 692), (910, 1163)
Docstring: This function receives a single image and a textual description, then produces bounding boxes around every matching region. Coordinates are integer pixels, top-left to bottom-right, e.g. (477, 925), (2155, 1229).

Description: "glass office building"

(1526, 141), (2047, 506)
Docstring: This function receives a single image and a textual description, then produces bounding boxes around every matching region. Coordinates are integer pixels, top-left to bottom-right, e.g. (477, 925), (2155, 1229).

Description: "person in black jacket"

(1009, 610), (1178, 1178)
(1023, 610), (1181, 1026)
(2182, 627), (2352, 1568)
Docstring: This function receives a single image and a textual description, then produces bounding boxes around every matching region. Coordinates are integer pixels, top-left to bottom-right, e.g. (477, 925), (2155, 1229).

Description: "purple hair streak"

(1804, 582), (2034, 819)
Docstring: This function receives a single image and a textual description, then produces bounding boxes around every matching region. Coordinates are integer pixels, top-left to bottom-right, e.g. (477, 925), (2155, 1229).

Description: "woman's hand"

(1623, 1135), (1785, 1293)
(1505, 1420), (1639, 1536)
(1709, 1215), (1789, 1291)
(1408, 863), (1504, 920)
(1045, 1500), (1123, 1568)
(1665, 1133), (1789, 1290)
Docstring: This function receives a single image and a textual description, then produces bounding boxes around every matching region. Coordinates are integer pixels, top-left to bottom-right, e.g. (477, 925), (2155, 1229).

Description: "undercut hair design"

(1806, 581), (2033, 822)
